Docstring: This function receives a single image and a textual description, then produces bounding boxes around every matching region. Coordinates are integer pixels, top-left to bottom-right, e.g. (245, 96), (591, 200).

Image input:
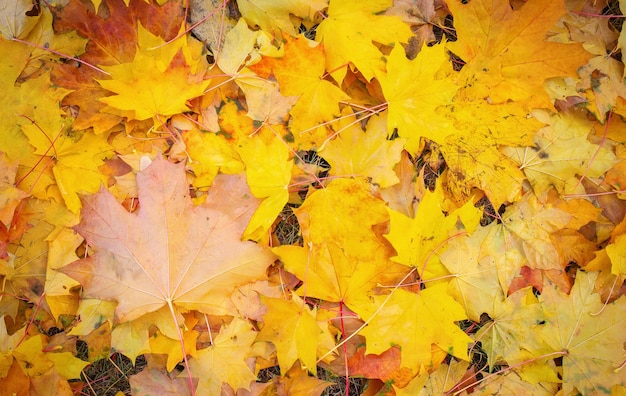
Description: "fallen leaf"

(503, 109), (617, 196)
(316, 0), (412, 83)
(377, 41), (457, 153)
(187, 317), (258, 394)
(237, 0), (327, 36)
(320, 110), (405, 188)
(347, 345), (413, 387)
(447, 0), (593, 107)
(97, 24), (210, 121)
(537, 271), (626, 394)
(257, 292), (326, 375)
(0, 152), (29, 227)
(62, 156), (275, 323)
(130, 367), (192, 396)
(0, 0), (40, 39)
(354, 285), (472, 373)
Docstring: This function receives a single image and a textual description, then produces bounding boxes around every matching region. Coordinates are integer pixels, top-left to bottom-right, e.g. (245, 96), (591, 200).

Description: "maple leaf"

(130, 367), (192, 395)
(61, 156), (275, 323)
(0, 153), (29, 227)
(267, 362), (332, 395)
(150, 328), (199, 372)
(97, 24), (210, 121)
(216, 18), (281, 76)
(384, 180), (482, 280)
(21, 7), (88, 78)
(440, 226), (504, 322)
(441, 130), (527, 209)
(475, 288), (547, 370)
(187, 318), (258, 394)
(236, 130), (293, 241)
(51, 0), (137, 66)
(355, 285), (473, 372)
(576, 56), (626, 122)
(537, 271), (626, 394)
(377, 41), (458, 153)
(437, 100), (542, 208)
(273, 179), (408, 311)
(237, 0), (327, 36)
(44, 228), (83, 319)
(481, 193), (573, 293)
(446, 0), (593, 107)
(0, 0), (40, 39)
(182, 125), (245, 190)
(320, 111), (405, 188)
(50, 0), (142, 133)
(416, 360), (472, 395)
(0, 50), (80, 206)
(316, 0), (412, 83)
(606, 234), (626, 275)
(1, 199), (57, 318)
(379, 151), (421, 217)
(253, 35), (349, 147)
(238, 78), (297, 124)
(257, 293), (328, 375)
(21, 126), (113, 213)
(347, 345), (413, 388)
(503, 109), (617, 196)
(0, 39), (30, 158)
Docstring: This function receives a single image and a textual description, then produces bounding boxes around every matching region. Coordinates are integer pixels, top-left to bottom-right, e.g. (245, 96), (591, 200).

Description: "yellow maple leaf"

(237, 0), (327, 36)
(475, 288), (547, 370)
(441, 130), (526, 209)
(384, 180), (482, 280)
(236, 129), (293, 241)
(1, 199), (57, 318)
(216, 18), (282, 75)
(276, 243), (406, 316)
(503, 109), (617, 196)
(13, 335), (88, 379)
(439, 226), (504, 322)
(44, 228), (82, 319)
(537, 271), (626, 394)
(0, 65), (76, 207)
(577, 56), (626, 122)
(355, 285), (472, 372)
(482, 193), (573, 293)
(257, 293), (326, 375)
(447, 0), (592, 107)
(22, 7), (87, 78)
(20, 126), (113, 213)
(378, 41), (458, 153)
(273, 179), (408, 312)
(266, 35), (349, 147)
(149, 329), (199, 372)
(183, 127), (245, 189)
(187, 318), (257, 394)
(97, 23), (210, 121)
(289, 178), (388, 250)
(437, 99), (542, 208)
(316, 0), (412, 83)
(606, 234), (626, 275)
(269, 362), (332, 395)
(320, 110), (405, 188)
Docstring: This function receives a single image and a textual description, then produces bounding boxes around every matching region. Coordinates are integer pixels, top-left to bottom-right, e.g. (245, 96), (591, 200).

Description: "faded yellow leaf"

(320, 111), (405, 188)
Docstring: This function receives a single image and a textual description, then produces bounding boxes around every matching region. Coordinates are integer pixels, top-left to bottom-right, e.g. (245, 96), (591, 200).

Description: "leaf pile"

(1, 0), (625, 394)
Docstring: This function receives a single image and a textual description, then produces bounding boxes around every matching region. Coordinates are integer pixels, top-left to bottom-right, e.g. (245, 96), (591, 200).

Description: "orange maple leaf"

(447, 0), (593, 107)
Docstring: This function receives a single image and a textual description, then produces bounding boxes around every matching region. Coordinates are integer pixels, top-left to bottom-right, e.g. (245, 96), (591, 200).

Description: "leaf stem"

(166, 299), (195, 396)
